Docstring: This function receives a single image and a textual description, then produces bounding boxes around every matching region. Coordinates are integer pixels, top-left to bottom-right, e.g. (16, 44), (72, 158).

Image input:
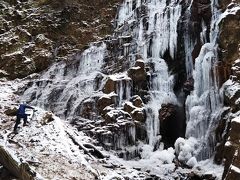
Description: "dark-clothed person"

(14, 103), (34, 132)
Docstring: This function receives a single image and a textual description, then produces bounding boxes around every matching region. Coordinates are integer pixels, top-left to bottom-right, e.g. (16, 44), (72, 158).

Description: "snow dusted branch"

(66, 130), (105, 159)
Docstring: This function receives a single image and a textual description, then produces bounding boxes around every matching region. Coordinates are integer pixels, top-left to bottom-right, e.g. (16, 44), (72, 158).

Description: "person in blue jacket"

(14, 102), (34, 132)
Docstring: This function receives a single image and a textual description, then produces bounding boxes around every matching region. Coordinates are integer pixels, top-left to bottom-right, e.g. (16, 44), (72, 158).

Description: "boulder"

(4, 107), (18, 116)
(41, 112), (54, 125)
(123, 101), (146, 122)
(74, 98), (98, 120)
(128, 59), (147, 83)
(131, 109), (146, 123)
(127, 59), (149, 98)
(90, 120), (136, 152)
(103, 76), (131, 95)
(103, 109), (131, 124)
(130, 95), (144, 108)
(103, 78), (115, 94)
(102, 75), (132, 107)
(97, 93), (117, 115)
(123, 102), (136, 114)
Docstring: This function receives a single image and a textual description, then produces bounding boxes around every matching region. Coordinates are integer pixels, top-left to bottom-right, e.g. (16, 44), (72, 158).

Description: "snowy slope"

(0, 79), (147, 179)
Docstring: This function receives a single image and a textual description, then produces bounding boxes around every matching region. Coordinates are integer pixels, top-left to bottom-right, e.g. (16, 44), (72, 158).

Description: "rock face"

(159, 104), (185, 148)
(128, 59), (149, 96)
(222, 117), (240, 179)
(213, 3), (240, 179)
(7, 0), (239, 177)
(218, 6), (240, 85)
(0, 0), (120, 79)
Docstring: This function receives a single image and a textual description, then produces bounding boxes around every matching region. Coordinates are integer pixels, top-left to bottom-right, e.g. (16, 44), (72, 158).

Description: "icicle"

(185, 0), (223, 160)
(145, 58), (178, 146)
(117, 0), (182, 60)
(116, 0), (181, 147)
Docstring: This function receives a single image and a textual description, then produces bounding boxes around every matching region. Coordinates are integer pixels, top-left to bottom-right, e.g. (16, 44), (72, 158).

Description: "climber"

(13, 102), (35, 133)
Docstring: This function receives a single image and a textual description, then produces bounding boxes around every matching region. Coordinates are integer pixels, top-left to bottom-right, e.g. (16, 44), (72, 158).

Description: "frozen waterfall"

(185, 0), (223, 160)
(117, 0), (181, 146)
(22, 42), (106, 118)
(21, 0), (224, 162)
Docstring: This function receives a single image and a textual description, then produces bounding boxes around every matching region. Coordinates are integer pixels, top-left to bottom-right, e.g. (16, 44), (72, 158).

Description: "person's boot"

(13, 128), (18, 134)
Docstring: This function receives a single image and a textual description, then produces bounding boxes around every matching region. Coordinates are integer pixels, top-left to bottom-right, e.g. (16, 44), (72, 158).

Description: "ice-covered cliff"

(1, 0), (240, 179)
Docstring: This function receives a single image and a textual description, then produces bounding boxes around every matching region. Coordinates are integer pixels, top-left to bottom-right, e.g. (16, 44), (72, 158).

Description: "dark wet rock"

(218, 7), (240, 84)
(130, 95), (144, 108)
(183, 78), (194, 95)
(189, 0), (212, 65)
(97, 94), (117, 115)
(4, 107), (18, 116)
(102, 76), (132, 98)
(123, 102), (136, 114)
(89, 120), (136, 150)
(128, 59), (148, 92)
(221, 117), (240, 179)
(123, 101), (146, 123)
(219, 0), (235, 11)
(131, 109), (146, 123)
(232, 61), (240, 83)
(216, 8), (240, 167)
(224, 81), (240, 113)
(135, 121), (147, 142)
(190, 0), (211, 38)
(103, 78), (115, 94)
(159, 104), (185, 148)
(187, 171), (216, 180)
(225, 148), (240, 180)
(103, 109), (131, 123)
(74, 97), (99, 120)
(214, 108), (231, 164)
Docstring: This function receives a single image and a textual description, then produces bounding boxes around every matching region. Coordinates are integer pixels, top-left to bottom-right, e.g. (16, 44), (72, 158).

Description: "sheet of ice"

(22, 42), (106, 119)
(146, 57), (178, 146)
(185, 0), (224, 160)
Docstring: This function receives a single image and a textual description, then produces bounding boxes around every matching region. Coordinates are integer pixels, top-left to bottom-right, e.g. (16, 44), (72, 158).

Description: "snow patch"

(175, 137), (199, 163)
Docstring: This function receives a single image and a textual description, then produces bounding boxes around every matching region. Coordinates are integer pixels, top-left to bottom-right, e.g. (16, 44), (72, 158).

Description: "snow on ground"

(0, 80), (95, 179)
(0, 78), (224, 179)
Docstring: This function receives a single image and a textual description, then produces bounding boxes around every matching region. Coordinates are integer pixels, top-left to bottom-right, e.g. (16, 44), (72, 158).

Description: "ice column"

(146, 58), (177, 146)
(185, 1), (223, 160)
